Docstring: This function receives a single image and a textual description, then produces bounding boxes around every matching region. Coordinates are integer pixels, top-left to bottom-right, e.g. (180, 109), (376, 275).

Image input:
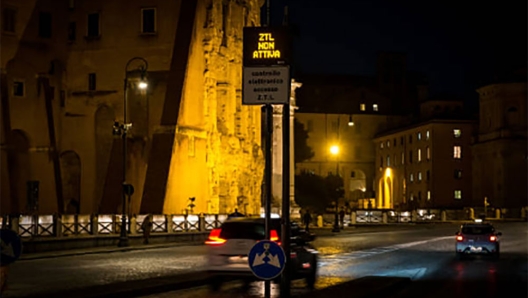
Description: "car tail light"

(205, 228), (226, 246)
(270, 229), (279, 242)
(456, 235), (463, 242)
(489, 235), (497, 242)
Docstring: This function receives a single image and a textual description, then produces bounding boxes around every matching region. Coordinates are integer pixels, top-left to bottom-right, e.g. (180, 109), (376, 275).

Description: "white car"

(455, 221), (501, 259)
(205, 217), (318, 291)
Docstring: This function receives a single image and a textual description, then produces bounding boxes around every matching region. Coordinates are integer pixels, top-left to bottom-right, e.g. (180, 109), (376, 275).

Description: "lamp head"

(138, 66), (148, 89)
(330, 145), (339, 155)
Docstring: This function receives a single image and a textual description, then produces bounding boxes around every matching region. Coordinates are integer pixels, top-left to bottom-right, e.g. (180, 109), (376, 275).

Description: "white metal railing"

(1, 208), (526, 238)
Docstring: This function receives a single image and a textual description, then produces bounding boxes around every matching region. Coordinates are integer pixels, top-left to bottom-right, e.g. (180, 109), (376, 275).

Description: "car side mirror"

(497, 232), (502, 236)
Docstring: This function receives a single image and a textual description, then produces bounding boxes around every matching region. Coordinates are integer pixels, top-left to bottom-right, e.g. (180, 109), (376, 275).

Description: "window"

(2, 7), (16, 33)
(360, 103), (366, 111)
(380, 142), (384, 149)
(386, 156), (390, 167)
(13, 81), (24, 97)
(426, 170), (430, 181)
(373, 104), (378, 111)
(409, 150), (413, 163)
(350, 171), (356, 178)
(454, 169), (462, 179)
(453, 129), (461, 138)
(453, 146), (461, 159)
(393, 139), (396, 147)
(418, 172), (422, 181)
(426, 146), (430, 160)
(68, 22), (76, 40)
(426, 130), (430, 140)
(88, 73), (96, 91)
(141, 8), (156, 33)
(400, 137), (404, 145)
(386, 140), (390, 148)
(38, 12), (52, 38)
(410, 173), (414, 182)
(417, 148), (421, 162)
(454, 190), (462, 200)
(409, 135), (412, 143)
(379, 156), (383, 168)
(427, 191), (431, 200)
(87, 13), (100, 37)
(417, 132), (421, 140)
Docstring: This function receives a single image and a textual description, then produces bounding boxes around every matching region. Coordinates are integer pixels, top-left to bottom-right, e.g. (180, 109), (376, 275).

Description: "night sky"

(264, 0), (527, 102)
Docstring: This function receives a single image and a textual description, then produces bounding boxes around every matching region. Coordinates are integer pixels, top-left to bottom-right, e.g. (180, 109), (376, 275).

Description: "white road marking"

(319, 236), (452, 266)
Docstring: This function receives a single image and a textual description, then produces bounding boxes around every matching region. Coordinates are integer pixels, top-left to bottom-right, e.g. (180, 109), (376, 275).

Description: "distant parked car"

(455, 220), (501, 259)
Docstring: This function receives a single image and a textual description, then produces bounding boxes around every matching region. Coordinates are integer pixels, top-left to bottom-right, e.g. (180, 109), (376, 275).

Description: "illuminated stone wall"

(1, 0), (265, 215)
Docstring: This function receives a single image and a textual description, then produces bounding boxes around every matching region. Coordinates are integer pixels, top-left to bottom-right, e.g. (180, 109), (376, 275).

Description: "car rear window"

(219, 221), (280, 240)
(462, 226), (494, 235)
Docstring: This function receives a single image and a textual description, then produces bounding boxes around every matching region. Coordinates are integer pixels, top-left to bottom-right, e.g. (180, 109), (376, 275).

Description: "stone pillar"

(317, 215), (323, 228)
(495, 208), (501, 219)
(351, 211), (357, 225)
(441, 210), (447, 222)
(411, 210), (418, 222)
(55, 214), (63, 237)
(91, 214), (98, 235)
(468, 208), (474, 220)
(168, 215), (175, 233)
(10, 216), (19, 234)
(199, 213), (205, 231)
(130, 215), (137, 235)
(382, 212), (388, 224)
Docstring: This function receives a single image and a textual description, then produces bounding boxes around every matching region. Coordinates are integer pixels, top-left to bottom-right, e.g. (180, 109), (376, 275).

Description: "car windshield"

(461, 226), (494, 235)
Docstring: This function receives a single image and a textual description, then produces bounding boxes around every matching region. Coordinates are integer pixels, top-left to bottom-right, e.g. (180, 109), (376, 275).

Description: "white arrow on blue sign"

(248, 240), (286, 280)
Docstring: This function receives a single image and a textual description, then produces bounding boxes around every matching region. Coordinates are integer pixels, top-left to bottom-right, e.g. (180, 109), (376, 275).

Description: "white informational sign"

(242, 66), (290, 105)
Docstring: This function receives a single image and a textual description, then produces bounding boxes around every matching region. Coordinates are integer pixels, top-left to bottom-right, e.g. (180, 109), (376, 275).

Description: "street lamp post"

(330, 145), (340, 233)
(116, 57), (148, 247)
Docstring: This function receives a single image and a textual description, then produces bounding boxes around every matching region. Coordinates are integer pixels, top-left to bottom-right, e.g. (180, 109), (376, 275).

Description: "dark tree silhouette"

(294, 118), (314, 163)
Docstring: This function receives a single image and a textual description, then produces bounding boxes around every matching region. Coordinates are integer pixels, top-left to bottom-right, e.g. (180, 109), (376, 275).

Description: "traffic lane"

(3, 245), (208, 298)
(312, 223), (459, 256)
(139, 223), (527, 298)
(138, 228), (462, 297)
(388, 222), (528, 298)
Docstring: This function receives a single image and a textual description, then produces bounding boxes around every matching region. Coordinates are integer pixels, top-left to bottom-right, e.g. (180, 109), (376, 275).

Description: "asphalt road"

(3, 223), (527, 298)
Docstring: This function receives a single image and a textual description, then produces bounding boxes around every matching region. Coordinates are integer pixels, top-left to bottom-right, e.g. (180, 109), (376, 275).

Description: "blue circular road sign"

(248, 240), (286, 280)
(0, 229), (22, 266)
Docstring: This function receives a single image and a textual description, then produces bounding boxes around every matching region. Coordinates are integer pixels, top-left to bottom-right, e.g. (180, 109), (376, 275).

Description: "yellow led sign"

(243, 27), (290, 66)
(253, 33), (281, 59)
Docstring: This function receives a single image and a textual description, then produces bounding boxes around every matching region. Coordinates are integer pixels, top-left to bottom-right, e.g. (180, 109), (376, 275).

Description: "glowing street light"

(330, 145), (339, 156)
(329, 144), (341, 233)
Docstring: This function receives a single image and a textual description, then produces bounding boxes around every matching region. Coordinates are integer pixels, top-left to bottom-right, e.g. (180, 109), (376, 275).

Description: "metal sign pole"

(264, 103), (273, 298)
(280, 102), (291, 298)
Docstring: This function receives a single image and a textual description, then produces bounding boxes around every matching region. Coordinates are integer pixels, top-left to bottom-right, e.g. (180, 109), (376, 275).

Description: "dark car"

(205, 217), (318, 290)
(455, 221), (502, 259)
